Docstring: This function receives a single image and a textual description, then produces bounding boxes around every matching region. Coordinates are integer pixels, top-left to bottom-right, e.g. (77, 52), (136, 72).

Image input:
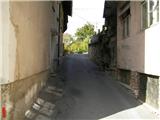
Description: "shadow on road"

(54, 54), (157, 120)
(25, 54), (157, 120)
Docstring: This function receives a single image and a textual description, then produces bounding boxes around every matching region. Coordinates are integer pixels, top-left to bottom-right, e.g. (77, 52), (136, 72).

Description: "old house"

(90, 0), (160, 111)
(89, 1), (117, 70)
(101, 0), (160, 111)
(0, 1), (72, 120)
(117, 0), (160, 111)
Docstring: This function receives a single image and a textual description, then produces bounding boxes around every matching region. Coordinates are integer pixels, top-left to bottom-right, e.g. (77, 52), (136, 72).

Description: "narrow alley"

(1, 1), (160, 120)
(25, 54), (158, 120)
(56, 54), (158, 119)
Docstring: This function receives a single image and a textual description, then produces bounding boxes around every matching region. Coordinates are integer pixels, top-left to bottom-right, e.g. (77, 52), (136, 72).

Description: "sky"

(65, 0), (105, 36)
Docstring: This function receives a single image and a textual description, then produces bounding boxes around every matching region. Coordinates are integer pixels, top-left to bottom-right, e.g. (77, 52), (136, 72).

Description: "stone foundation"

(117, 68), (160, 110)
(117, 69), (131, 85)
(130, 71), (140, 98)
(0, 70), (49, 120)
(145, 75), (159, 110)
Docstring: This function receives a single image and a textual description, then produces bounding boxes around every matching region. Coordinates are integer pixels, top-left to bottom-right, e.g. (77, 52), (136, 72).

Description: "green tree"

(75, 23), (95, 41)
(64, 23), (95, 54)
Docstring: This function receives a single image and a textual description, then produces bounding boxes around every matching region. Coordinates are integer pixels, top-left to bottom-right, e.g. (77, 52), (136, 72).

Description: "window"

(141, 0), (159, 29)
(122, 9), (130, 38)
(123, 15), (130, 38)
(141, 1), (148, 29)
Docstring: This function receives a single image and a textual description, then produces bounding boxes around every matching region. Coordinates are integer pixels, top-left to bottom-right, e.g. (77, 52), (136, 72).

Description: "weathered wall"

(1, 71), (48, 120)
(50, 1), (59, 72)
(0, 1), (62, 120)
(117, 2), (145, 73)
(117, 2), (160, 76)
(117, 1), (160, 111)
(88, 44), (101, 64)
(145, 75), (160, 110)
(10, 1), (54, 80)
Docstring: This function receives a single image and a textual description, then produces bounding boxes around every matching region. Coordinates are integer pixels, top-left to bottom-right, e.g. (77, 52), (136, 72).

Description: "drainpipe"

(57, 3), (61, 66)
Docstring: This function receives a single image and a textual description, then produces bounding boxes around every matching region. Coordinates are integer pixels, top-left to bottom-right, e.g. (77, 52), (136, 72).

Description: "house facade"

(116, 0), (160, 111)
(0, 1), (72, 120)
(90, 0), (160, 111)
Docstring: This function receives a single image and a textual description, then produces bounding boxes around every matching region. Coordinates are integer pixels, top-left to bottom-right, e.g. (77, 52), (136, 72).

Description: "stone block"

(32, 103), (41, 111)
(130, 71), (140, 97)
(36, 98), (45, 106)
(25, 110), (37, 119)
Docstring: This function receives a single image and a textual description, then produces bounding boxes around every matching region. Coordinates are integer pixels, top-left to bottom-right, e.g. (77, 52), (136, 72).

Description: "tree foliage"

(64, 23), (95, 54)
(75, 23), (95, 41)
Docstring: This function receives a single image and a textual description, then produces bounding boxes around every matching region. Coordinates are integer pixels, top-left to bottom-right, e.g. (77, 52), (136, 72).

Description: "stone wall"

(1, 71), (48, 120)
(88, 43), (101, 65)
(117, 69), (131, 86)
(89, 33), (117, 71)
(118, 68), (160, 110)
(130, 71), (140, 98)
(145, 75), (160, 110)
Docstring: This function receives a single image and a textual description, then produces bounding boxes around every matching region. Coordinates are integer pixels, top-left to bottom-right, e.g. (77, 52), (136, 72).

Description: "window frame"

(141, 1), (148, 30)
(122, 12), (130, 38)
(141, 0), (159, 30)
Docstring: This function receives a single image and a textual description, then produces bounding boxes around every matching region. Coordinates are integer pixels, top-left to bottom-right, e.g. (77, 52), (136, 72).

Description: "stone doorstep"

(25, 110), (37, 119)
(36, 98), (45, 106)
(37, 101), (56, 116)
(50, 73), (57, 77)
(25, 99), (57, 119)
(32, 103), (41, 111)
(47, 86), (63, 92)
(44, 86), (63, 97)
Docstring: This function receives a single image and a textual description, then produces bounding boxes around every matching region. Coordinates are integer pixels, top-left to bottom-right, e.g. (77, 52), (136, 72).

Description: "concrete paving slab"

(52, 91), (63, 97)
(39, 107), (54, 116)
(43, 102), (56, 110)
(35, 115), (51, 120)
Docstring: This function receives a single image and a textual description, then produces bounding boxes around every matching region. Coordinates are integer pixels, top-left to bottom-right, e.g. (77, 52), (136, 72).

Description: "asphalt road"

(56, 54), (158, 120)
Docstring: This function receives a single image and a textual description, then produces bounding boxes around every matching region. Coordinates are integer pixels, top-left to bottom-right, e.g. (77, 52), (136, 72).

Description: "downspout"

(57, 3), (61, 66)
